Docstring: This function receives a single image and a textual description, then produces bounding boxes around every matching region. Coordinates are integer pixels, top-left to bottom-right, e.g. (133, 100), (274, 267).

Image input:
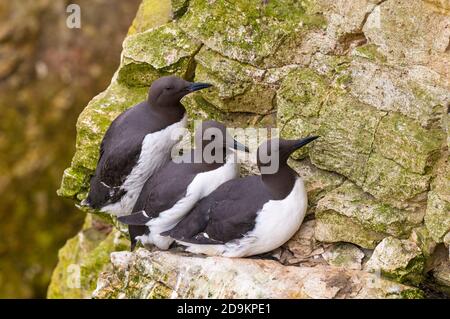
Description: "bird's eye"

(165, 87), (172, 90)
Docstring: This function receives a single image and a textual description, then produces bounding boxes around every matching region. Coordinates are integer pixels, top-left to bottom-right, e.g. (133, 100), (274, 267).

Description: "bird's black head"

(147, 76), (212, 107)
(256, 136), (319, 174)
(194, 120), (249, 163)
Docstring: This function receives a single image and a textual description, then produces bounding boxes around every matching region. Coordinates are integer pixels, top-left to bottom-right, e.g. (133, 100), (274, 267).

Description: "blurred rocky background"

(0, 0), (140, 298)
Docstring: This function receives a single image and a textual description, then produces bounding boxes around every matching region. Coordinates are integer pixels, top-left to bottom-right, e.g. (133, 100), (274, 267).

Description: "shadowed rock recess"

(50, 0), (450, 298)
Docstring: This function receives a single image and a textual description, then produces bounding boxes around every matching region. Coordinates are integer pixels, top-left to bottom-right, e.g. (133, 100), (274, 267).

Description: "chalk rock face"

(52, 0), (450, 298)
(47, 216), (129, 299)
(92, 249), (422, 299)
(365, 237), (425, 285)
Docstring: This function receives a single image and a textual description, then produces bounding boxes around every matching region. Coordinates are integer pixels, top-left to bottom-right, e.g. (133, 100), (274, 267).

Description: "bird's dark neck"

(148, 101), (186, 128)
(261, 165), (297, 200)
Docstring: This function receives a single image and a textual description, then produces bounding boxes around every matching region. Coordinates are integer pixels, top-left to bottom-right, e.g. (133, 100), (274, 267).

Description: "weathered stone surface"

(346, 58), (449, 128)
(178, 0), (325, 67)
(409, 226), (437, 258)
(128, 0), (172, 35)
(193, 48), (275, 114)
(47, 216), (129, 298)
(93, 249), (422, 299)
(322, 243), (365, 270)
(425, 158), (450, 243)
(315, 182), (423, 248)
(363, 153), (432, 204)
(365, 237), (425, 285)
(315, 211), (386, 249)
(119, 22), (201, 87)
(433, 261), (450, 294)
(284, 220), (329, 266)
(277, 68), (328, 158)
(363, 0), (450, 79)
(311, 96), (386, 185)
(374, 113), (443, 174)
(289, 159), (345, 213)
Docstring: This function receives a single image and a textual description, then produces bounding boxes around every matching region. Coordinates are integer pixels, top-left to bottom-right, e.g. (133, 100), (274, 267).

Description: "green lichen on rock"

(127, 0), (173, 35)
(345, 58), (449, 128)
(322, 243), (365, 270)
(58, 167), (89, 198)
(374, 112), (444, 174)
(47, 215), (129, 298)
(277, 67), (329, 158)
(119, 22), (201, 87)
(365, 237), (426, 286)
(93, 249), (423, 299)
(399, 288), (425, 299)
(363, 153), (431, 204)
(425, 157), (450, 243)
(171, 0), (190, 19)
(362, 0), (449, 69)
(288, 158), (345, 212)
(193, 47), (275, 114)
(409, 226), (437, 258)
(314, 182), (423, 248)
(178, 0), (325, 66)
(354, 44), (387, 63)
(311, 96), (386, 186)
(315, 211), (385, 249)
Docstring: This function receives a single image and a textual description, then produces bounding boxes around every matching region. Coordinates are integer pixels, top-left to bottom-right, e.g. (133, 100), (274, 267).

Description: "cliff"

(49, 0), (450, 298)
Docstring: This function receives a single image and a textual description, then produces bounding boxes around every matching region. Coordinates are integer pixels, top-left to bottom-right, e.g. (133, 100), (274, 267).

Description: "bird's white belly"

(138, 156), (240, 250)
(101, 115), (187, 216)
(184, 178), (307, 257)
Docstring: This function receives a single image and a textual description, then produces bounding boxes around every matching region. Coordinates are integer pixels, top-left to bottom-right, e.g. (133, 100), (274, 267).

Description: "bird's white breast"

(138, 155), (240, 250)
(184, 177), (308, 257)
(101, 114), (187, 216)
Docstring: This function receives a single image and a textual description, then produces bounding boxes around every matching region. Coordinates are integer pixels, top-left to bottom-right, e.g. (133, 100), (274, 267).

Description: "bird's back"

(167, 176), (273, 243)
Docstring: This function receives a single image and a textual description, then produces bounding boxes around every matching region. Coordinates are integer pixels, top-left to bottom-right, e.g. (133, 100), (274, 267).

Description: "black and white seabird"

(82, 76), (212, 216)
(161, 136), (319, 257)
(118, 121), (250, 250)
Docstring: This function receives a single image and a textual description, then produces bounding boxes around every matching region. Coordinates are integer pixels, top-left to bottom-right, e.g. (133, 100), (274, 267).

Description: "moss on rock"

(374, 112), (444, 174)
(119, 22), (202, 87)
(311, 95), (386, 186)
(47, 215), (129, 298)
(178, 0), (325, 66)
(127, 0), (173, 35)
(365, 237), (426, 286)
(93, 249), (423, 299)
(425, 158), (450, 243)
(363, 153), (431, 204)
(193, 48), (275, 114)
(315, 182), (423, 248)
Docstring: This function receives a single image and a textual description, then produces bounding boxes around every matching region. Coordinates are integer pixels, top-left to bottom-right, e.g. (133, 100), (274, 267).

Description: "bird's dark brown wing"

(165, 176), (272, 244)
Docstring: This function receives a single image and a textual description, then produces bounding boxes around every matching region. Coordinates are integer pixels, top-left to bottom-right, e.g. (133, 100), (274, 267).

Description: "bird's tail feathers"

(118, 211), (151, 225)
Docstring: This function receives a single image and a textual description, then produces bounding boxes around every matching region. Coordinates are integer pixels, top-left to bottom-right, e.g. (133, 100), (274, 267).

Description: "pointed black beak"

(187, 82), (213, 92)
(232, 139), (250, 152)
(291, 136), (320, 152)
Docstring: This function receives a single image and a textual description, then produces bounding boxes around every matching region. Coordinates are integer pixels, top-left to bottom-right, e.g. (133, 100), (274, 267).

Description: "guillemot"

(118, 121), (249, 250)
(82, 76), (212, 216)
(161, 136), (319, 257)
